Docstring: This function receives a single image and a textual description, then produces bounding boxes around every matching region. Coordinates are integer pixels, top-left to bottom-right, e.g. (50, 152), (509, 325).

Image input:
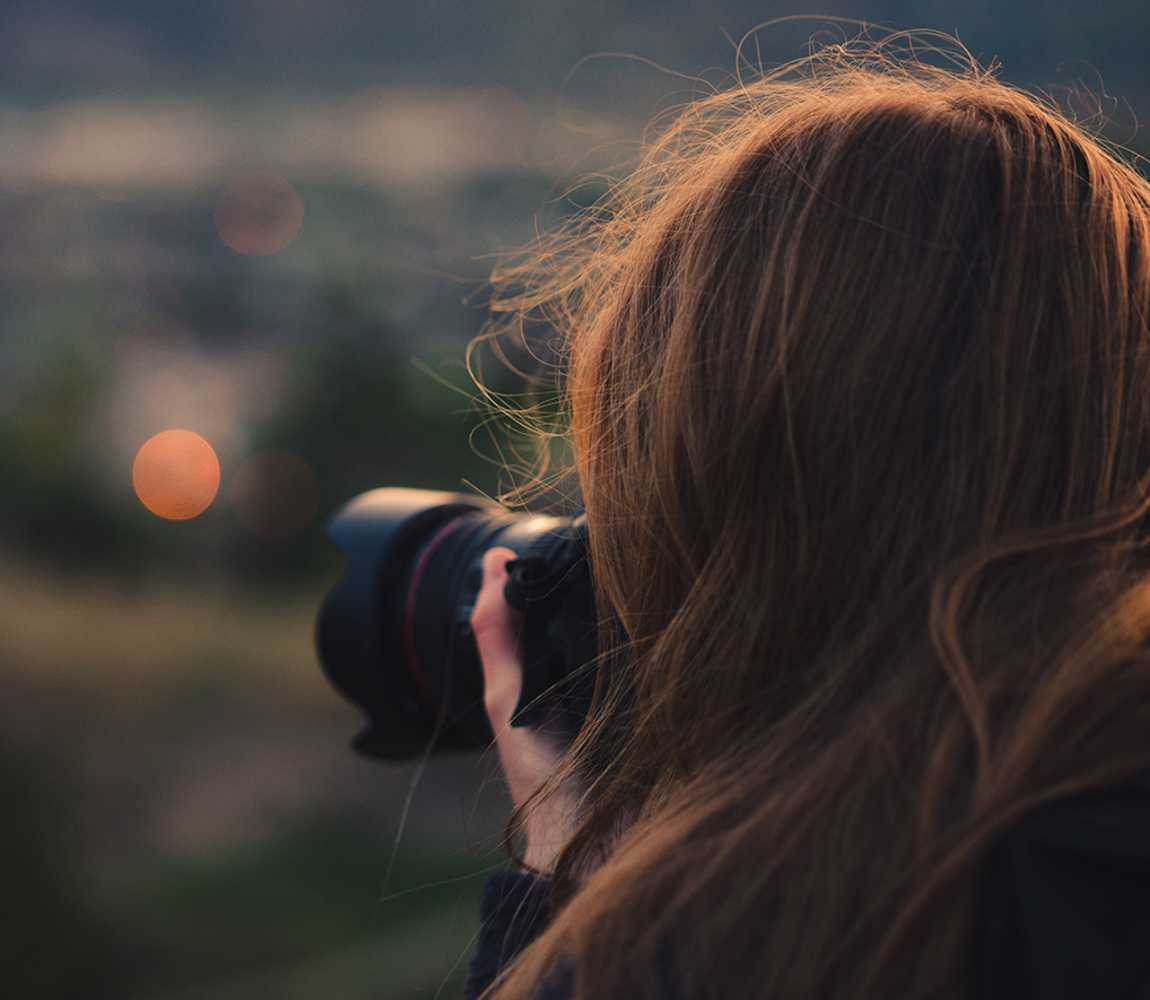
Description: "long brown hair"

(466, 25), (1150, 999)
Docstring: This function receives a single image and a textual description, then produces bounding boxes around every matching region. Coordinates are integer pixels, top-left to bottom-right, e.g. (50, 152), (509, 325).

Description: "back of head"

(473, 26), (1150, 999)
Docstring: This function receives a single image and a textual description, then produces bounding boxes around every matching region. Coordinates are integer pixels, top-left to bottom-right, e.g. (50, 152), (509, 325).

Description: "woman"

(460, 28), (1150, 999)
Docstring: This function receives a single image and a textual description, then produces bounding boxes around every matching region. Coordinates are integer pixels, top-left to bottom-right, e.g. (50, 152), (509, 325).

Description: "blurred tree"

(0, 328), (148, 574)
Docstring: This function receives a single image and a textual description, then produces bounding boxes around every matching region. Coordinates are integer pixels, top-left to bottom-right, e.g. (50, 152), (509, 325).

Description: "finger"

(471, 547), (524, 726)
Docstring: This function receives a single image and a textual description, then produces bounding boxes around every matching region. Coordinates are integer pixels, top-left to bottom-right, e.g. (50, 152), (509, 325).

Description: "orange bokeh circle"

(132, 429), (221, 521)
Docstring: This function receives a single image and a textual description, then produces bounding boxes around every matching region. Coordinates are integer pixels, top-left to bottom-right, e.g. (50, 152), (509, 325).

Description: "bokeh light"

(132, 429), (221, 521)
(214, 171), (305, 256)
(230, 451), (320, 539)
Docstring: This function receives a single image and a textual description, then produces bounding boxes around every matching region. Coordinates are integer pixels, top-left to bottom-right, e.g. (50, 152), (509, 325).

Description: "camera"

(315, 487), (604, 761)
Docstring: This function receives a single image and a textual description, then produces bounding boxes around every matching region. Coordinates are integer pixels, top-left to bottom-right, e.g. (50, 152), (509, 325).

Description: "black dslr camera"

(315, 488), (604, 761)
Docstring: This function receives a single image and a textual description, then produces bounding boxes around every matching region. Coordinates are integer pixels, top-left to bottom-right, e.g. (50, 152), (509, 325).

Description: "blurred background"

(2, 3), (1147, 997)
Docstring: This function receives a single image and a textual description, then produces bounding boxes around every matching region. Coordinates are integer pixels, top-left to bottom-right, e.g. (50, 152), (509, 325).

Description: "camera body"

(315, 488), (602, 760)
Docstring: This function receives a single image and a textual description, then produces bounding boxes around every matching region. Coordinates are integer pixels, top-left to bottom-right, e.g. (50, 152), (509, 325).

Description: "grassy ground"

(0, 561), (513, 999)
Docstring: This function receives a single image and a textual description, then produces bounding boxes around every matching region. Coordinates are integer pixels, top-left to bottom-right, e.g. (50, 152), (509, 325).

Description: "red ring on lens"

(402, 515), (471, 711)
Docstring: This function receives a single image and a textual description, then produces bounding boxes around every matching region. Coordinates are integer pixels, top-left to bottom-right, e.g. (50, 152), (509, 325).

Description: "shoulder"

(463, 866), (683, 1000)
(464, 867), (566, 1000)
(976, 776), (1150, 999)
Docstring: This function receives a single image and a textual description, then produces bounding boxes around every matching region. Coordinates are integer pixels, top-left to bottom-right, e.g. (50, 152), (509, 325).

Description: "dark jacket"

(463, 778), (1150, 999)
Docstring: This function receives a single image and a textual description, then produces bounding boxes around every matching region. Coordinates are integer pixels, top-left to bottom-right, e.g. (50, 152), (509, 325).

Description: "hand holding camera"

(472, 546), (579, 872)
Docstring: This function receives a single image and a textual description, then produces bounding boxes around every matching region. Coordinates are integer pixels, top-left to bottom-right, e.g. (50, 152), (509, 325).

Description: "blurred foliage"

(102, 822), (493, 999)
(0, 319), (146, 571)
